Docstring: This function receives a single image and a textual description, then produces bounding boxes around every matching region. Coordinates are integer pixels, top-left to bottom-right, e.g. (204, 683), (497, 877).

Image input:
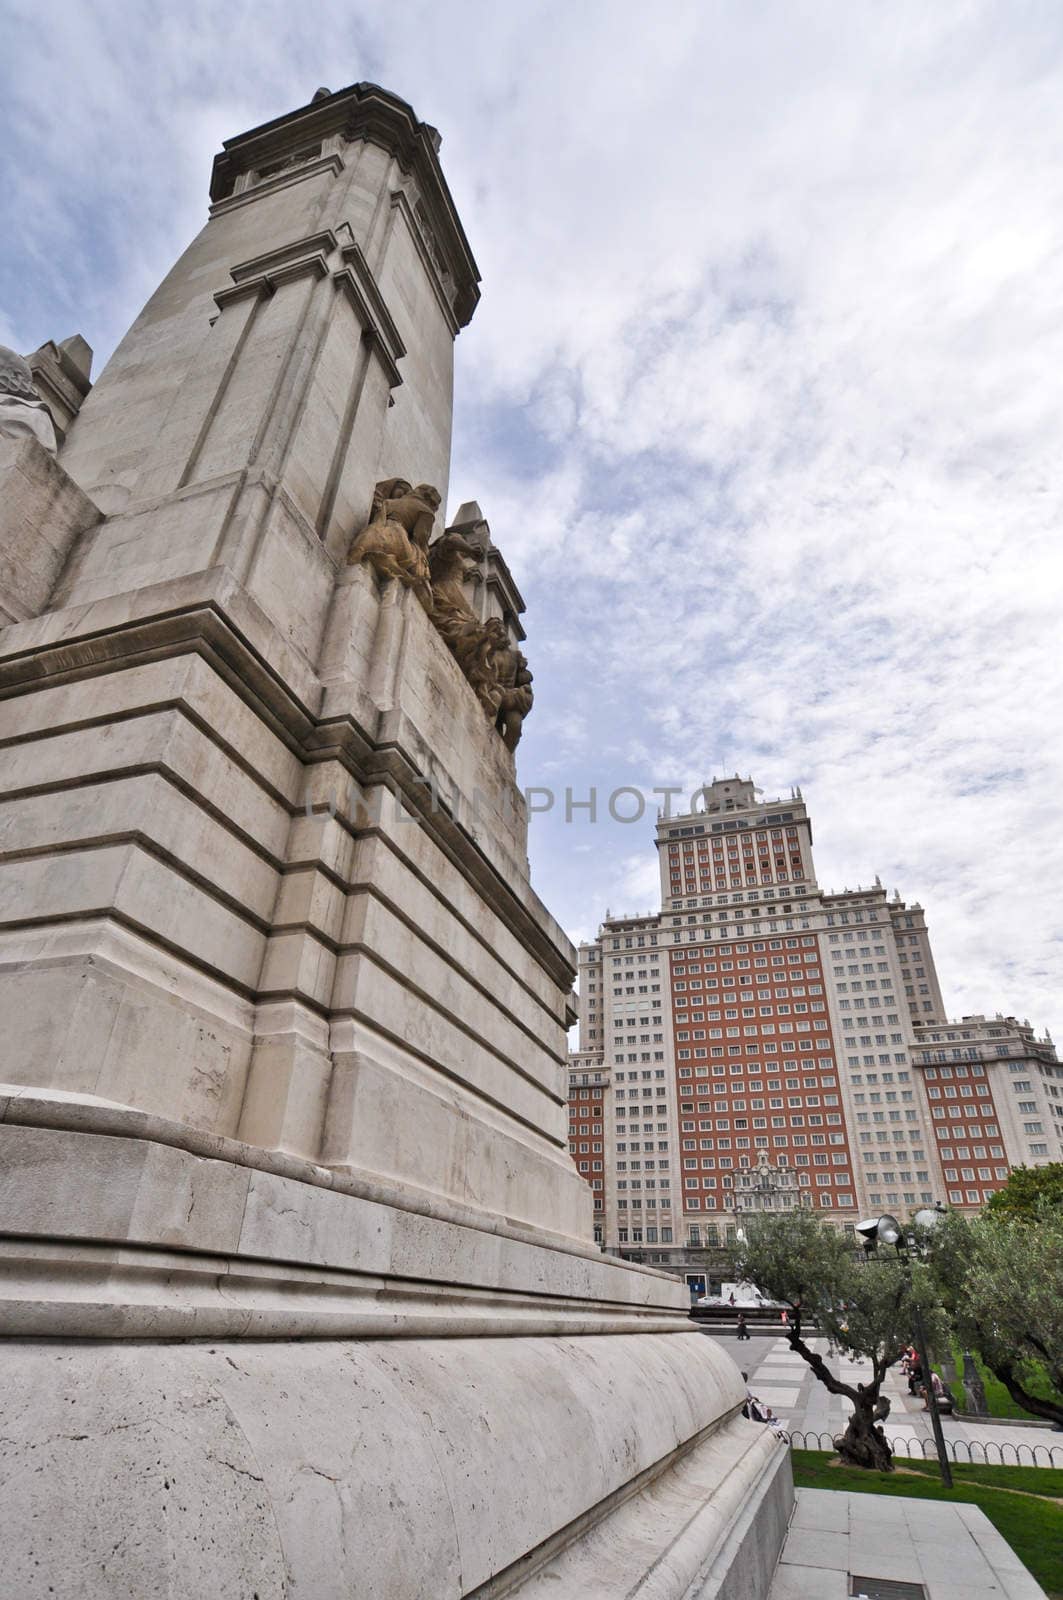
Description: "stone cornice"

(207, 151), (345, 217)
(210, 82), (481, 328)
(213, 234), (333, 310)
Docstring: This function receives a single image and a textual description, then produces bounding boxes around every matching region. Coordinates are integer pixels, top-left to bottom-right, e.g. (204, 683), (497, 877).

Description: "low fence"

(786, 1427), (1063, 1468)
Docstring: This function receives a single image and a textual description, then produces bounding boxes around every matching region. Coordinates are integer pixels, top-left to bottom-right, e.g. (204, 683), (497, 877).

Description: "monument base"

(0, 1103), (792, 1599)
(1, 1337), (790, 1600)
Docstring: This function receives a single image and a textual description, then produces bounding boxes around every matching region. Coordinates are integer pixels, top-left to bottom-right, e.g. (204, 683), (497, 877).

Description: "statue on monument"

(427, 526), (483, 645)
(491, 641), (534, 751)
(347, 477), (439, 610)
(0, 345), (57, 454)
(348, 478), (534, 747)
(427, 529), (535, 747)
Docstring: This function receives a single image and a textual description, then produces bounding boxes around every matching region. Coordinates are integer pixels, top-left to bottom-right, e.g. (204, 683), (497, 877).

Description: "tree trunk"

(835, 1392), (894, 1471)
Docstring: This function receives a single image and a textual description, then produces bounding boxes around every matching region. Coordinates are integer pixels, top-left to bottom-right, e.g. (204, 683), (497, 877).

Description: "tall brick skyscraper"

(567, 777), (1061, 1276)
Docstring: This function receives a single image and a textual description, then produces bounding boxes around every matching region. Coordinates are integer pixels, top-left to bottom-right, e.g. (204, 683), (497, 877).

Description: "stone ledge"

(0, 1110), (688, 1308)
(0, 569), (576, 987)
(496, 1419), (791, 1599)
(0, 1236), (690, 1341)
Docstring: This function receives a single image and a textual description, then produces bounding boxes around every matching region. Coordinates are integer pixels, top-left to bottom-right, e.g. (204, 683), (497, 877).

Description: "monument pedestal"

(0, 82), (791, 1597)
(0, 1098), (790, 1599)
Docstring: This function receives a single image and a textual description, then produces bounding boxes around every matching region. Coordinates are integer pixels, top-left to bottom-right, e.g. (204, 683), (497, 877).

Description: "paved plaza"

(707, 1331), (1062, 1460)
(770, 1488), (1049, 1600)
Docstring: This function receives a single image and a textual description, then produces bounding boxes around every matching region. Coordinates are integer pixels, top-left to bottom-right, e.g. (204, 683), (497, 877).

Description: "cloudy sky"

(3, 1), (1061, 1041)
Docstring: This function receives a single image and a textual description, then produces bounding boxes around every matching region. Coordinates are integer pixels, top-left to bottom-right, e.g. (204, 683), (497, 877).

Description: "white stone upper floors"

(577, 938), (605, 1051)
(657, 777), (814, 916)
(582, 912), (668, 1068)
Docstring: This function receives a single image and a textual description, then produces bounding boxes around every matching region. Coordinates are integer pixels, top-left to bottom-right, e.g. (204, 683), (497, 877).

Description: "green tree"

(931, 1207), (1063, 1427)
(983, 1163), (1063, 1224)
(735, 1209), (944, 1471)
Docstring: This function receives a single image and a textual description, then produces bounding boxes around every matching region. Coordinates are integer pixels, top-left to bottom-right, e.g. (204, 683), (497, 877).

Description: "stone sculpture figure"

(460, 615), (509, 710)
(352, 501), (535, 749)
(427, 527), (482, 646)
(425, 531), (534, 747)
(0, 345), (57, 454)
(347, 478), (440, 610)
(493, 646), (534, 751)
(480, 630), (531, 748)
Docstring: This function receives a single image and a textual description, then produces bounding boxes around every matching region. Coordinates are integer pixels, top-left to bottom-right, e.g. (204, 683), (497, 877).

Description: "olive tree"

(735, 1208), (944, 1470)
(984, 1162), (1063, 1224)
(930, 1206), (1063, 1427)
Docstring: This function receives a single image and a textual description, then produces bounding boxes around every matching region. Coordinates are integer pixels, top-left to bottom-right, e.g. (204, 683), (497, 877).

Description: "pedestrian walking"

(736, 1311), (750, 1341)
(907, 1350), (923, 1396)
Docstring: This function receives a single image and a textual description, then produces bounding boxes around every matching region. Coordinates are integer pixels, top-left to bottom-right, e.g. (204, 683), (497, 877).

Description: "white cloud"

(3, 0), (1061, 1040)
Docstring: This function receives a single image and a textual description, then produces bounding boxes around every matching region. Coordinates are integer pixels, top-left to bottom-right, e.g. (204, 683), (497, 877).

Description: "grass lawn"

(899, 1456), (1063, 1498)
(791, 1449), (1063, 1599)
(947, 1343), (1059, 1421)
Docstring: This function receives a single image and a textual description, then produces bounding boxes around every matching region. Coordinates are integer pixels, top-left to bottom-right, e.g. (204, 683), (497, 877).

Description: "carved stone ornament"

(427, 528), (482, 646)
(347, 478), (439, 611)
(0, 345), (57, 454)
(493, 644), (534, 753)
(427, 532), (533, 748)
(349, 481), (533, 747)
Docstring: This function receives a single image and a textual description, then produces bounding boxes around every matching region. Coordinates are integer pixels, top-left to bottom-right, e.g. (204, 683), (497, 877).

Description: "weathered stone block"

(0, 435), (100, 622)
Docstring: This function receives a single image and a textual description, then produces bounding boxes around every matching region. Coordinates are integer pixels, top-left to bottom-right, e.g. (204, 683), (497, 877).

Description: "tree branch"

(984, 1357), (1063, 1428)
(786, 1329), (861, 1403)
(1024, 1330), (1052, 1365)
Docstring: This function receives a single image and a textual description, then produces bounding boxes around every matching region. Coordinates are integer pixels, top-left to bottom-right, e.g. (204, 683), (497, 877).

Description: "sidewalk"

(770, 1488), (1048, 1599)
(707, 1332), (1062, 1460)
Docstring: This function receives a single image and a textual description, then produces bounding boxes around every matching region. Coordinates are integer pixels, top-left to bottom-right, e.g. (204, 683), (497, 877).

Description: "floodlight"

(912, 1206), (942, 1231)
(876, 1214), (901, 1246)
(855, 1217), (880, 1242)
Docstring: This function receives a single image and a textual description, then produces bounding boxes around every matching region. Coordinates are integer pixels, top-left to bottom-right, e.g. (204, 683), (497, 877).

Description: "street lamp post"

(857, 1209), (953, 1489)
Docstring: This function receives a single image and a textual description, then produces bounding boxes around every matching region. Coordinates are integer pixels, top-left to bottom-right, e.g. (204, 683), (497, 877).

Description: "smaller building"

(911, 1014), (1061, 1206)
(566, 1050), (608, 1244)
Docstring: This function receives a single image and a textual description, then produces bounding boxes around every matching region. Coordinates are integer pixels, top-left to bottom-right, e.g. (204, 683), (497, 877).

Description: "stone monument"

(0, 83), (791, 1596)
